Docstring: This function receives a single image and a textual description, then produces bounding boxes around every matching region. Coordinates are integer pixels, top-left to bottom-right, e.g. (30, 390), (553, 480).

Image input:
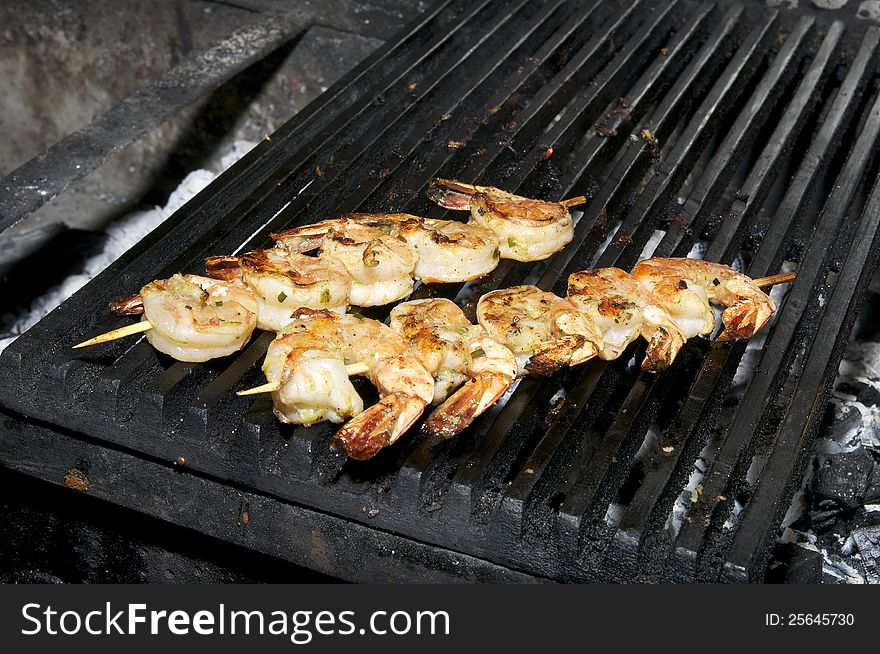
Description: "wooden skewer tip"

(236, 362), (370, 396)
(560, 195), (587, 208)
(72, 320), (153, 348)
(753, 271), (797, 288)
(236, 382), (280, 396)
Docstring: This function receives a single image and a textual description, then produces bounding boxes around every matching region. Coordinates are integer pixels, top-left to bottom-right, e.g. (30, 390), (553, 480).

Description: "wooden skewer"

(560, 195), (587, 208)
(752, 271), (796, 288)
(236, 382), (280, 396)
(72, 321), (153, 348)
(236, 361), (370, 396)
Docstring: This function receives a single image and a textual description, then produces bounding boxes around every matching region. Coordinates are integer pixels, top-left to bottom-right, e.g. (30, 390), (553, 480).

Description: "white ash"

(685, 240), (707, 260)
(0, 140), (257, 354)
(665, 435), (717, 538)
(637, 229), (666, 261)
(857, 1), (880, 21)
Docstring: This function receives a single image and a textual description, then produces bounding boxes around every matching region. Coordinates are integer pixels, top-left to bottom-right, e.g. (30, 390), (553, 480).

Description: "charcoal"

(851, 525), (880, 584)
(865, 472), (880, 505)
(812, 450), (876, 510)
(836, 380), (868, 397)
(822, 404), (862, 445)
(857, 385), (880, 407)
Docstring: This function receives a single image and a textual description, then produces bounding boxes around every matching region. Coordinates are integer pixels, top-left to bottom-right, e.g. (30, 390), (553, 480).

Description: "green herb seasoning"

(184, 305), (193, 310)
(507, 237), (518, 249)
(277, 291), (288, 303)
(320, 289), (331, 304)
(471, 348), (486, 359)
(214, 301), (223, 307)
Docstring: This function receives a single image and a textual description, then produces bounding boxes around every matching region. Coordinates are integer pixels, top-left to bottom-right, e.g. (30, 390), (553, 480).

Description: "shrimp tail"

(270, 220), (338, 253)
(525, 335), (593, 376)
(204, 254), (243, 281)
(108, 293), (144, 315)
(424, 372), (512, 438)
(715, 301), (774, 342)
(331, 392), (426, 459)
(641, 327), (685, 371)
(427, 178), (476, 210)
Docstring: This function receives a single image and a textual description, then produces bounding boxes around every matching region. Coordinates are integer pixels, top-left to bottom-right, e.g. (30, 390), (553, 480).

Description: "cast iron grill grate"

(2, 0), (880, 582)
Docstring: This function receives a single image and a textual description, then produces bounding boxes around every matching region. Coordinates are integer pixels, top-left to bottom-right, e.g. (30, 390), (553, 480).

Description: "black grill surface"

(2, 0), (880, 582)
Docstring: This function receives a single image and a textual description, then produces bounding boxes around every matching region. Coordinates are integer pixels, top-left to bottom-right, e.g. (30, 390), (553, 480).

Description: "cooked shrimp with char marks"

(632, 257), (776, 342)
(263, 311), (362, 426)
(271, 219), (417, 307)
(205, 248), (350, 331)
(263, 310), (434, 460)
(567, 267), (686, 371)
(125, 274), (259, 362)
(477, 286), (601, 376)
(389, 298), (517, 438)
(427, 178), (575, 262)
(342, 213), (501, 283)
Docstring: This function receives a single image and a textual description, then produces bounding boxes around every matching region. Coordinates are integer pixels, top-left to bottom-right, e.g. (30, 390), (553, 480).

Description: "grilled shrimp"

(205, 248), (350, 331)
(116, 274), (259, 362)
(427, 178), (574, 261)
(632, 257), (776, 342)
(476, 286), (601, 376)
(342, 213), (502, 283)
(264, 309), (434, 459)
(271, 220), (417, 307)
(567, 268), (686, 371)
(389, 298), (516, 437)
(263, 311), (363, 426)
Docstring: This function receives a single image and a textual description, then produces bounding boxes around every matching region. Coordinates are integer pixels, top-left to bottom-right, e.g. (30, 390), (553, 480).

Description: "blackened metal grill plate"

(2, 0), (880, 582)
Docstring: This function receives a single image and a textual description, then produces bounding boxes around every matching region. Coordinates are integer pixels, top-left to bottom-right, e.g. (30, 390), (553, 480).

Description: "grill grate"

(2, 0), (880, 582)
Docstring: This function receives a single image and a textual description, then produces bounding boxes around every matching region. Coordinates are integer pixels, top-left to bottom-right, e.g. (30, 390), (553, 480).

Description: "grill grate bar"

(439, 6), (754, 517)
(595, 9), (777, 272)
(704, 20), (846, 264)
(333, 0), (609, 217)
(674, 71), (880, 579)
(401, 1), (688, 503)
(549, 11), (778, 536)
(606, 20), (846, 569)
(544, 3), (746, 296)
(724, 172), (880, 581)
(654, 14), (815, 259)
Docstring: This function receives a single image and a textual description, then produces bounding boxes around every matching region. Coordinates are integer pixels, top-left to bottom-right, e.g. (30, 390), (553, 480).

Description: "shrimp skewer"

(271, 220), (417, 307)
(567, 267), (686, 371)
(476, 286), (602, 376)
(632, 258), (781, 342)
(427, 178), (579, 261)
(261, 310), (434, 460)
(72, 274), (260, 362)
(388, 298), (517, 438)
(239, 260), (794, 450)
(333, 213), (502, 283)
(204, 248), (351, 331)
